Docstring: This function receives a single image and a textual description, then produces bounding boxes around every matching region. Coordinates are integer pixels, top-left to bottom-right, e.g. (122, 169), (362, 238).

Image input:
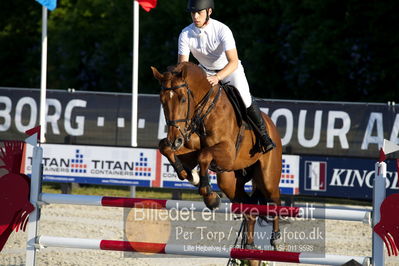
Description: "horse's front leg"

(197, 143), (235, 209)
(197, 149), (220, 209)
(159, 138), (190, 181)
(159, 138), (200, 186)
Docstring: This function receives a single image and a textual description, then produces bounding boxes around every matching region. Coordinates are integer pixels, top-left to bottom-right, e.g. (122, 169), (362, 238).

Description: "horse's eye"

(181, 97), (186, 103)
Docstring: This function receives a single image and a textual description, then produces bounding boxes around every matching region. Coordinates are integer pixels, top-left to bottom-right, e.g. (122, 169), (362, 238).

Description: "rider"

(178, 0), (275, 153)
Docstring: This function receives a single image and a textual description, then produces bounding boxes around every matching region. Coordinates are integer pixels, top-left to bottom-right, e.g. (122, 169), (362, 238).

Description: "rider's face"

(191, 9), (211, 28)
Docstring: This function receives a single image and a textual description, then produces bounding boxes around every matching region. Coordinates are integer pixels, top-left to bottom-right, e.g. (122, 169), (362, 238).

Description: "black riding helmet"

(186, 0), (214, 12)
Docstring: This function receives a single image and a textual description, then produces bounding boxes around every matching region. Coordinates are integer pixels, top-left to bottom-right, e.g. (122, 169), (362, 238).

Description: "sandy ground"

(1, 202), (399, 266)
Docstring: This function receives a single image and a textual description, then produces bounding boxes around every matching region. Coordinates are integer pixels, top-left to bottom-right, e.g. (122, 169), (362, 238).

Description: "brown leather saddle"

(220, 83), (262, 154)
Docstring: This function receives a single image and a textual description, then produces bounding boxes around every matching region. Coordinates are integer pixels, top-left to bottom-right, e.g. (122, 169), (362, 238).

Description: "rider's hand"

(207, 75), (219, 87)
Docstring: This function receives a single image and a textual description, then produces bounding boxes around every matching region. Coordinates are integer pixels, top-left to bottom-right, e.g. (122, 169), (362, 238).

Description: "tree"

(0, 0), (398, 102)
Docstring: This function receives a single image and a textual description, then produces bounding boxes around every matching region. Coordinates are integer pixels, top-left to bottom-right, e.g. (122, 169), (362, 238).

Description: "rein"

(189, 85), (222, 137)
(161, 82), (222, 143)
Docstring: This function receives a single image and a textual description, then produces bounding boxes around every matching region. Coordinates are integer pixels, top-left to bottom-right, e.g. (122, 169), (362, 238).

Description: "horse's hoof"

(187, 169), (199, 186)
(199, 185), (211, 196)
(203, 192), (220, 210)
(270, 230), (282, 248)
(244, 243), (259, 250)
(271, 238), (283, 248)
(177, 169), (188, 181)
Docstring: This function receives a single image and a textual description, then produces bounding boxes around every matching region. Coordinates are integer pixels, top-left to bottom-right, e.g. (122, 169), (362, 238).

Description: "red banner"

(136, 0), (157, 12)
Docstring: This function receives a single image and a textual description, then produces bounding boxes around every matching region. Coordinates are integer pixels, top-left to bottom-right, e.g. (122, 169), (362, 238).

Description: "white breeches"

(200, 63), (253, 108)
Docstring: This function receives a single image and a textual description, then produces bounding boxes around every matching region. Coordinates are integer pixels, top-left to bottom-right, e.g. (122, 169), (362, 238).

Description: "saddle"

(220, 83), (260, 154)
(220, 83), (248, 128)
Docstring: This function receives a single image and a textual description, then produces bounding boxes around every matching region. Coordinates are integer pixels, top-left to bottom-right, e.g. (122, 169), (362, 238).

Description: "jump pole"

(36, 236), (368, 266)
(39, 193), (371, 222)
(25, 136), (392, 266)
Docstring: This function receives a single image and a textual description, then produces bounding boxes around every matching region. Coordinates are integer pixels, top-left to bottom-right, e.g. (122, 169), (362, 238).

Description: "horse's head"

(152, 62), (208, 151)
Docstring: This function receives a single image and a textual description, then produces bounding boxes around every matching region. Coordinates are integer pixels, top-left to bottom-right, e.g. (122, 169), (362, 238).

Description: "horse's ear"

(151, 66), (164, 82)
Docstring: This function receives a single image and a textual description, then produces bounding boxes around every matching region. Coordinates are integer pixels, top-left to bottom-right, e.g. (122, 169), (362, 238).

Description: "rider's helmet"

(186, 0), (214, 12)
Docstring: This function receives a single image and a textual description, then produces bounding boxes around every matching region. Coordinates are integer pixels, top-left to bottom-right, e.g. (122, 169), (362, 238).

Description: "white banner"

(24, 144), (157, 186)
(24, 144), (299, 194)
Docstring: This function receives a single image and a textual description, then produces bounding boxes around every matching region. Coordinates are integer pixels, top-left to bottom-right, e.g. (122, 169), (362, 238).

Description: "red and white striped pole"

(38, 236), (368, 266)
(40, 193), (371, 222)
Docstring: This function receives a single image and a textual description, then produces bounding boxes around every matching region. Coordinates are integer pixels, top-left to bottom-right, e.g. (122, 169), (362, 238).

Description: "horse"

(151, 62), (283, 251)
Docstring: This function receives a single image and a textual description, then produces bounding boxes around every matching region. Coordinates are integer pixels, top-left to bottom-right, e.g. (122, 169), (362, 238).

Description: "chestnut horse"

(152, 62), (283, 249)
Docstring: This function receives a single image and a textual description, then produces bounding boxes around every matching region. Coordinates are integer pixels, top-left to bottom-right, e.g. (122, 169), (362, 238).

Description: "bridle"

(161, 82), (192, 142)
(161, 79), (222, 144)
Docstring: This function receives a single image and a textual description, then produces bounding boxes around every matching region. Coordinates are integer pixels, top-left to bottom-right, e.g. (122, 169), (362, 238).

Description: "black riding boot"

(246, 101), (275, 153)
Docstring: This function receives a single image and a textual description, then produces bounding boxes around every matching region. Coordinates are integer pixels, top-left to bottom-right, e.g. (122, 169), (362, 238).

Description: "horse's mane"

(168, 62), (210, 93)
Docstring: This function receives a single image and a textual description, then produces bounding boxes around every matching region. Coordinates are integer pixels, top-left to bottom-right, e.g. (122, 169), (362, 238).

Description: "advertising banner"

(259, 100), (398, 158)
(23, 144), (300, 195)
(299, 155), (399, 200)
(159, 153), (220, 190)
(1, 87), (398, 158)
(24, 144), (158, 186)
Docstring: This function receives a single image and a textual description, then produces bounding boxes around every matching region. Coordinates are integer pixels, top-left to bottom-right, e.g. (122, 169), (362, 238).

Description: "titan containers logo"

(133, 152), (152, 177)
(279, 157), (300, 195)
(91, 152), (152, 178)
(70, 149), (87, 173)
(304, 161), (327, 191)
(280, 159), (294, 185)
